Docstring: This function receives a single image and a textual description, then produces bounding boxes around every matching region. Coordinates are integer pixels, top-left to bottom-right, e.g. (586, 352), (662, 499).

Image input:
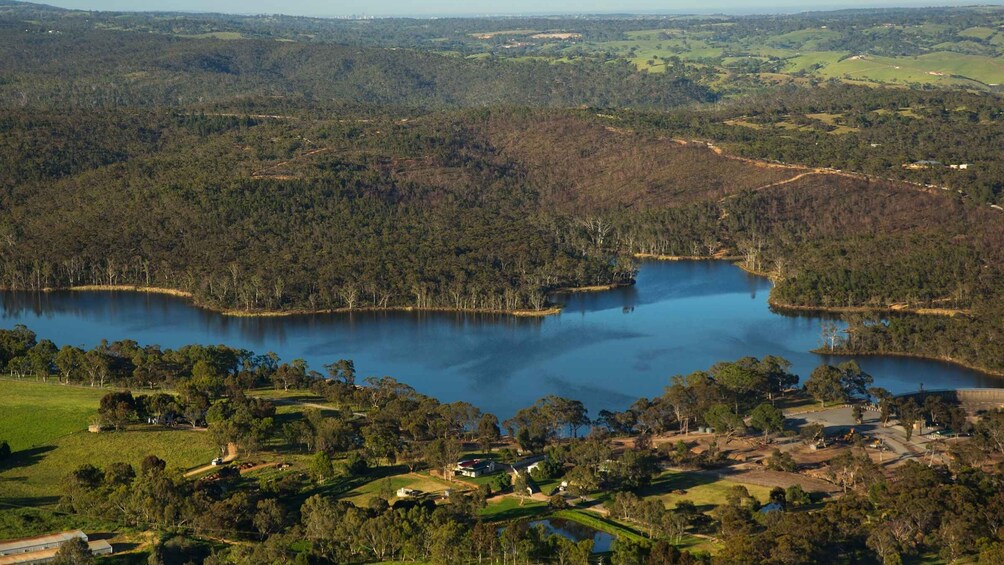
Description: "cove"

(1, 261), (999, 419)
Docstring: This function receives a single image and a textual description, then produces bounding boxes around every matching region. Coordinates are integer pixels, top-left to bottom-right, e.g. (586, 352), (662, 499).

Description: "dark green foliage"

(98, 391), (137, 430)
(611, 450), (659, 491)
(50, 537), (93, 565)
(308, 452), (334, 482)
(804, 361), (874, 407)
(344, 452), (368, 476)
(148, 536), (213, 565)
(766, 449), (797, 473)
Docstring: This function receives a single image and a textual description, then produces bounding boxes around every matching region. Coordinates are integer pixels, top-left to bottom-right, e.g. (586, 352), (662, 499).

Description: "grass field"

(807, 52), (1004, 86)
(480, 496), (547, 521)
(1, 425), (218, 503)
(560, 20), (1004, 89)
(248, 388), (329, 402)
(338, 472), (455, 506)
(638, 469), (772, 513)
(179, 31), (244, 40)
(0, 381), (217, 505)
(0, 380), (109, 450)
(958, 26), (997, 41)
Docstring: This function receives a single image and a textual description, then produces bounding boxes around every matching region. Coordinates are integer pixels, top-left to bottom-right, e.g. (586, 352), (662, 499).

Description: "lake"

(1, 261), (999, 418)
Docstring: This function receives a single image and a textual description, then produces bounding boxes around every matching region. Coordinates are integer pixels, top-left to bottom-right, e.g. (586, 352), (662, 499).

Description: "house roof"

(0, 531), (87, 555)
(458, 459), (494, 469)
(0, 540), (110, 565)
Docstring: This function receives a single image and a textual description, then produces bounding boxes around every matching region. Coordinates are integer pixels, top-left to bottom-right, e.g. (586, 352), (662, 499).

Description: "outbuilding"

(455, 459), (499, 478)
(0, 531), (113, 564)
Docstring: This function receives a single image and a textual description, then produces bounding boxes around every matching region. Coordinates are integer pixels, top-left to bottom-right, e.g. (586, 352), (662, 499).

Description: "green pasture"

(0, 381), (216, 505)
(638, 469), (772, 513)
(0, 380), (108, 450)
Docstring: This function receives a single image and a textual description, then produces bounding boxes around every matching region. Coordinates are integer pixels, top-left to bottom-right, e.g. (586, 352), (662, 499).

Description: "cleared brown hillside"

(751, 175), (1004, 264)
(750, 175), (974, 237)
(480, 113), (795, 210)
(190, 111), (801, 213)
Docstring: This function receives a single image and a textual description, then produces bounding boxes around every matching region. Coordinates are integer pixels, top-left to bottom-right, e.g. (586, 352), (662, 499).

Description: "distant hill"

(0, 23), (714, 110)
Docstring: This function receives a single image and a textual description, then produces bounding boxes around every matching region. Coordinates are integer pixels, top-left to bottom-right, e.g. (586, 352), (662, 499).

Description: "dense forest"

(625, 85), (1004, 203)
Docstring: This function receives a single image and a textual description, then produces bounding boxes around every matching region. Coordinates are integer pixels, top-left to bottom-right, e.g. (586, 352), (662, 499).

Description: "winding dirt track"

(184, 442), (237, 477)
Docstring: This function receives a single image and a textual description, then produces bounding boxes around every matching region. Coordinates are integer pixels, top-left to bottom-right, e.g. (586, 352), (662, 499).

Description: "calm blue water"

(1, 261), (998, 418)
(530, 518), (615, 552)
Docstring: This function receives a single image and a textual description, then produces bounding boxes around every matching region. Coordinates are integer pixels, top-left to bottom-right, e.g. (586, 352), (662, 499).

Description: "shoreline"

(219, 304), (564, 318)
(633, 252), (741, 261)
(6, 269), (1001, 380)
(768, 297), (969, 318)
(19, 268), (971, 321)
(25, 284), (564, 318)
(813, 347), (1004, 378)
(552, 281), (634, 293)
(635, 255), (997, 378)
(61, 285), (194, 298)
(638, 256), (969, 318)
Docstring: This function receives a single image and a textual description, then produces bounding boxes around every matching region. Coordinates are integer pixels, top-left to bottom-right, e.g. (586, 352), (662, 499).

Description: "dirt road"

(184, 442), (237, 477)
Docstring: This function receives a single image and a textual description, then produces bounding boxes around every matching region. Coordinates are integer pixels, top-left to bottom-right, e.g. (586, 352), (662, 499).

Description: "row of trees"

(0, 324), (348, 395)
(589, 357), (796, 444)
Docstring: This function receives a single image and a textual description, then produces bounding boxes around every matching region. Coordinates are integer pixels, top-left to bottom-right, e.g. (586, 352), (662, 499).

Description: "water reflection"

(2, 261), (999, 418)
(529, 518), (615, 553)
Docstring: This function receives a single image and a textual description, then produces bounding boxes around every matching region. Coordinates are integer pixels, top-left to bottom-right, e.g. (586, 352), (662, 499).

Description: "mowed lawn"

(339, 472), (456, 507)
(639, 469), (772, 512)
(0, 381), (217, 504)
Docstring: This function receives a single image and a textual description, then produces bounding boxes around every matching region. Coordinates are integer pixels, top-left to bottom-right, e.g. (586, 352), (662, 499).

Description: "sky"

(35, 0), (1004, 18)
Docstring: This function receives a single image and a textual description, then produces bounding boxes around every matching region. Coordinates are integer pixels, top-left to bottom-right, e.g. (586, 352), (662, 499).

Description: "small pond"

(530, 518), (615, 552)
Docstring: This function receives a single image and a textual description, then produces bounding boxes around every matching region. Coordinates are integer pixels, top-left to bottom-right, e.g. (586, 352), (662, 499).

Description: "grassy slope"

(0, 381), (216, 504)
(577, 19), (1004, 88)
(639, 469), (772, 513)
(480, 497), (548, 521)
(816, 52), (1004, 86)
(339, 473), (455, 507)
(0, 380), (107, 450)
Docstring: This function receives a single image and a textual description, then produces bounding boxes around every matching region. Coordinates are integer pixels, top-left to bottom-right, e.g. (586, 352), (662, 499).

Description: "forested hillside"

(0, 4), (1002, 374)
(625, 85), (1004, 203)
(0, 109), (781, 314)
(0, 27), (713, 110)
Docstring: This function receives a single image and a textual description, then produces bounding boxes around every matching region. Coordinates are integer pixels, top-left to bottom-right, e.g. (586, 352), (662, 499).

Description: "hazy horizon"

(31, 0), (1004, 18)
